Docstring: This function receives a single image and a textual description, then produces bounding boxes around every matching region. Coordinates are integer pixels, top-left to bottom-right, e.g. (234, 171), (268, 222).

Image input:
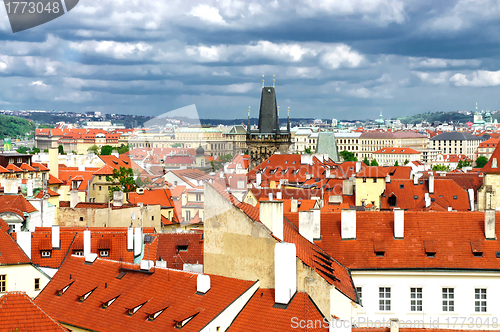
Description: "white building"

(372, 147), (421, 166)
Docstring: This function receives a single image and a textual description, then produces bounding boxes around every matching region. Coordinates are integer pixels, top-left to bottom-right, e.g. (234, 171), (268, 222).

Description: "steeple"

(247, 107), (251, 135)
(257, 85), (280, 134)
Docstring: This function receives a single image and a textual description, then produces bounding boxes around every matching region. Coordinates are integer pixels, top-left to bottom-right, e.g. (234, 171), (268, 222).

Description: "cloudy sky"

(1, 0), (500, 120)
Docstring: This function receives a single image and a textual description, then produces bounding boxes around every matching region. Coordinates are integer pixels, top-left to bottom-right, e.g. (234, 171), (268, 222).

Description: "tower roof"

(258, 86), (279, 134)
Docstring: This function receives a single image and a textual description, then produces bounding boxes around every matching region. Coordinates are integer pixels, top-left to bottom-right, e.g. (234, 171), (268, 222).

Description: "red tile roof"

(35, 188), (60, 198)
(0, 228), (31, 265)
(228, 290), (327, 331)
(32, 162), (49, 171)
(155, 232), (203, 270)
(19, 163), (36, 171)
(355, 166), (386, 178)
(35, 256), (255, 332)
(314, 211), (500, 270)
(94, 164), (115, 175)
(99, 155), (148, 175)
(0, 292), (68, 331)
(482, 143), (500, 173)
(5, 164), (22, 172)
(48, 174), (64, 185)
(0, 195), (38, 214)
(0, 218), (9, 233)
(13, 227), (156, 269)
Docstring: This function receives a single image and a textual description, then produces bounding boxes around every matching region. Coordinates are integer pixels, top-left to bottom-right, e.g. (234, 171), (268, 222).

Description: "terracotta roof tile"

(0, 292), (68, 331)
(228, 290), (327, 331)
(0, 195), (38, 214)
(155, 232), (203, 270)
(35, 188), (60, 198)
(0, 228), (31, 265)
(35, 256), (255, 332)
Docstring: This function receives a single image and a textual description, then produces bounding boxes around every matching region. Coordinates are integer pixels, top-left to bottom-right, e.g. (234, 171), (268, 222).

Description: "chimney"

(134, 227), (142, 257)
(48, 148), (59, 179)
(342, 179), (354, 196)
(85, 253), (98, 263)
(276, 192), (282, 200)
(256, 173), (262, 187)
(355, 161), (361, 173)
(4, 179), (18, 194)
(83, 229), (91, 257)
(291, 199), (298, 213)
(259, 200), (284, 241)
(299, 211), (314, 242)
(394, 209), (404, 239)
(301, 154), (313, 165)
(274, 242), (296, 305)
(485, 210), (496, 240)
(386, 174), (391, 183)
(197, 274), (211, 294)
(268, 193), (273, 200)
(111, 150), (119, 158)
(70, 190), (80, 209)
(468, 189), (474, 212)
(16, 231), (31, 259)
(27, 179), (33, 197)
(429, 174), (434, 194)
(113, 191), (123, 207)
(127, 227), (134, 251)
(493, 158), (498, 169)
(156, 260), (167, 268)
(390, 318), (399, 332)
(52, 225), (60, 249)
(325, 169), (330, 178)
(341, 209), (356, 240)
(140, 260), (154, 271)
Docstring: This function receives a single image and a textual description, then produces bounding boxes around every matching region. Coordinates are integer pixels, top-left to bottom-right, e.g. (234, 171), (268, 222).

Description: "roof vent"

(85, 253), (98, 263)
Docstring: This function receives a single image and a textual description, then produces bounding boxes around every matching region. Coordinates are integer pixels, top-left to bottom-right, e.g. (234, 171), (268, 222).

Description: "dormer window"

(100, 250), (110, 257)
(57, 281), (74, 296)
(174, 312), (199, 329)
(102, 295), (120, 309)
(177, 245), (188, 252)
(73, 250), (84, 256)
(41, 250), (51, 258)
(79, 287), (97, 302)
(127, 302), (146, 316)
(147, 307), (168, 321)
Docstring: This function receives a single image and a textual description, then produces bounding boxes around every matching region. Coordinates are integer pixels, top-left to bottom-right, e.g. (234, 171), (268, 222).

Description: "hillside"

(0, 114), (36, 139)
(395, 111), (473, 125)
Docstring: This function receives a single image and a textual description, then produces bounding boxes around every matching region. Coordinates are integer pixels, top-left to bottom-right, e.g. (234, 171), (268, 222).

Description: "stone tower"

(246, 84), (291, 170)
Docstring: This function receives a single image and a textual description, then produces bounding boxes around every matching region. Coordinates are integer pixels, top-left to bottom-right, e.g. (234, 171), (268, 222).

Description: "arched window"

(388, 194), (397, 207)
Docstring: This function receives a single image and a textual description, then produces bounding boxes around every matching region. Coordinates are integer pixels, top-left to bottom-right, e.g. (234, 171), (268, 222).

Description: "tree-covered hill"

(0, 114), (36, 139)
(394, 111), (473, 124)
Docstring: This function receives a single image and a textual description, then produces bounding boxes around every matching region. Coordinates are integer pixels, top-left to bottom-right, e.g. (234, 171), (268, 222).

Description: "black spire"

(258, 86), (280, 134)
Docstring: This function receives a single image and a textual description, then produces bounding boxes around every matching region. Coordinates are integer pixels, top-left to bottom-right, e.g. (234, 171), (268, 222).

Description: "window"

(196, 194), (202, 201)
(80, 217), (84, 222)
(73, 250), (84, 256)
(379, 287), (391, 311)
(475, 288), (487, 312)
(99, 186), (102, 191)
(356, 287), (363, 305)
(99, 176), (102, 180)
(388, 194), (397, 207)
(442, 288), (454, 312)
(373, 178), (377, 183)
(100, 250), (109, 257)
(185, 211), (191, 221)
(177, 245), (189, 252)
(34, 278), (40, 291)
(0, 275), (5, 292)
(363, 178), (366, 183)
(41, 250), (51, 258)
(411, 287), (423, 311)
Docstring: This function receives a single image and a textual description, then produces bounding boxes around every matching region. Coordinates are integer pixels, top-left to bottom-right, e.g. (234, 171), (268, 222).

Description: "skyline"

(1, 1), (500, 119)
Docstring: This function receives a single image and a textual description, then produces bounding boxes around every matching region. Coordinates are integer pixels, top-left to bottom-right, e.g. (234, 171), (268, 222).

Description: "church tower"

(246, 77), (291, 170)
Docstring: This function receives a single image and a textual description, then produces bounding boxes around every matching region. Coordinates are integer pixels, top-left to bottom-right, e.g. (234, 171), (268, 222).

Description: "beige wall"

(58, 204), (162, 230)
(478, 174), (499, 211)
(0, 264), (50, 298)
(355, 177), (385, 207)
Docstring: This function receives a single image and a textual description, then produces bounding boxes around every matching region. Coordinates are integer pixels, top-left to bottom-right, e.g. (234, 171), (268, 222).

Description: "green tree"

(211, 154), (234, 171)
(136, 176), (151, 187)
(117, 144), (129, 154)
(58, 144), (66, 155)
(304, 147), (312, 154)
(404, 159), (409, 165)
(340, 150), (357, 162)
(106, 167), (137, 194)
(172, 143), (182, 148)
(432, 164), (450, 171)
(33, 147), (40, 154)
(362, 157), (370, 166)
(457, 159), (472, 169)
(100, 145), (114, 155)
(16, 146), (28, 154)
(394, 160), (399, 166)
(371, 159), (379, 166)
(475, 156), (488, 168)
(88, 145), (99, 154)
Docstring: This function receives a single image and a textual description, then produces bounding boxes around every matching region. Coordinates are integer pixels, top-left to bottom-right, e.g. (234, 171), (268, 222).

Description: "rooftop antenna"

(262, 75), (265, 88)
(273, 74), (275, 88)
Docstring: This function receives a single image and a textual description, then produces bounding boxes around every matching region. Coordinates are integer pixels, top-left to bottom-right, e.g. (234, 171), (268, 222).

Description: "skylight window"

(79, 287), (97, 302)
(57, 281), (74, 296)
(102, 295), (120, 309)
(127, 302), (147, 316)
(147, 307), (168, 321)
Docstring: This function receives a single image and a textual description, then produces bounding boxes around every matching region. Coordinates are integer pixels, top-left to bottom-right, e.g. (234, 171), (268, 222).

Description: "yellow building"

(354, 167), (386, 208)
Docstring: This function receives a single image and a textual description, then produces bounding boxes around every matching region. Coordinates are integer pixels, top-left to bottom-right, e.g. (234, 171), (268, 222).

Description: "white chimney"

(299, 211), (314, 243)
(134, 227), (142, 257)
(48, 148), (59, 179)
(70, 190), (80, 209)
(413, 173), (419, 185)
(52, 225), (60, 249)
(275, 242), (297, 305)
(256, 173), (262, 187)
(197, 274), (211, 294)
(85, 253), (98, 263)
(390, 318), (399, 332)
(27, 180), (33, 197)
(127, 227), (134, 251)
(16, 231), (31, 259)
(424, 193), (431, 208)
(4, 179), (18, 194)
(485, 210), (496, 240)
(276, 192), (282, 200)
(291, 199), (298, 213)
(355, 161), (361, 173)
(325, 169), (331, 178)
(386, 174), (391, 183)
(78, 165), (85, 172)
(493, 158), (498, 169)
(140, 260), (154, 271)
(468, 189), (474, 212)
(341, 209), (356, 240)
(268, 193), (273, 201)
(83, 229), (91, 257)
(156, 260), (167, 268)
(111, 150), (119, 158)
(259, 201), (284, 241)
(429, 174), (434, 194)
(394, 209), (404, 239)
(113, 191), (123, 207)
(301, 154), (313, 165)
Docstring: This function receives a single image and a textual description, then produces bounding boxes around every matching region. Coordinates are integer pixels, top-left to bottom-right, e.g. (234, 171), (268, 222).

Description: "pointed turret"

(258, 86), (280, 134)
